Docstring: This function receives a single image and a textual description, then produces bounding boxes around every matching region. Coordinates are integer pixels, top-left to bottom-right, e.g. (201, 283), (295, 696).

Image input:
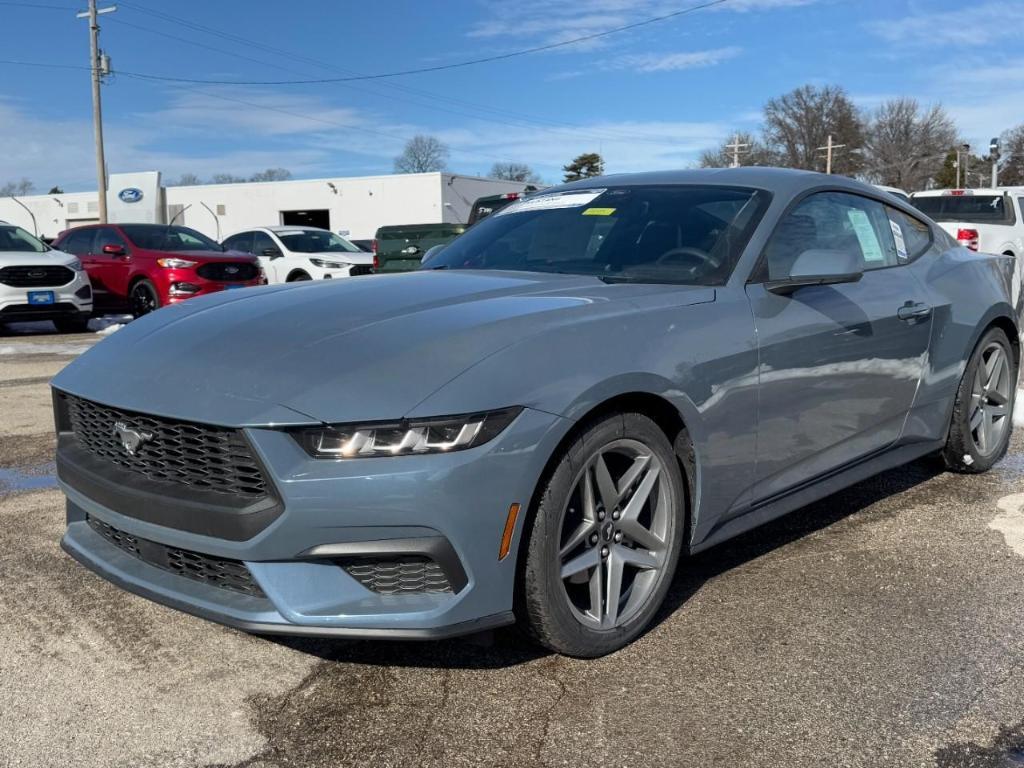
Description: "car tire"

(521, 412), (686, 657)
(53, 316), (91, 334)
(129, 279), (161, 318)
(287, 271), (312, 282)
(942, 326), (1017, 473)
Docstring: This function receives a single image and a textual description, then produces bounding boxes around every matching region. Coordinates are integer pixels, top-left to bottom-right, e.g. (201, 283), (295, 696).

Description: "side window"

(94, 227), (128, 252)
(61, 229), (96, 256)
(886, 207), (932, 263)
(762, 192), (898, 280)
(252, 232), (277, 255)
(224, 232), (253, 253)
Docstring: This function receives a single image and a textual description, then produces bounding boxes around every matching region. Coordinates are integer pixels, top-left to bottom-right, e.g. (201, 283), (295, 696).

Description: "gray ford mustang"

(53, 169), (1020, 657)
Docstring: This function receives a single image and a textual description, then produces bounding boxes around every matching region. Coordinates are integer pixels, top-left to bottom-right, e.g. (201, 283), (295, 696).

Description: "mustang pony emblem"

(113, 421), (153, 456)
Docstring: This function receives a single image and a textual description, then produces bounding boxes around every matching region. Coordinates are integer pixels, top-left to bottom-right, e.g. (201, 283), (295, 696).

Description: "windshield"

(913, 195), (1014, 224)
(276, 229), (360, 253)
(120, 224), (224, 251)
(0, 225), (48, 253)
(427, 185), (770, 285)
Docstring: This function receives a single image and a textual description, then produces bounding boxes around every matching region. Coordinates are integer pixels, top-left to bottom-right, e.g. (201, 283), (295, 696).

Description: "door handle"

(897, 302), (931, 322)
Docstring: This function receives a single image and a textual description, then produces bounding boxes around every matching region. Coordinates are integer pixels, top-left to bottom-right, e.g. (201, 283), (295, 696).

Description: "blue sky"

(1, 0), (1022, 190)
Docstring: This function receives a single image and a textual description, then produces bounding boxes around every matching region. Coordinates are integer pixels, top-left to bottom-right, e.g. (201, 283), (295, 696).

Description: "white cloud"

(865, 1), (1024, 47)
(612, 46), (742, 72)
(467, 0), (817, 49)
(437, 118), (732, 180)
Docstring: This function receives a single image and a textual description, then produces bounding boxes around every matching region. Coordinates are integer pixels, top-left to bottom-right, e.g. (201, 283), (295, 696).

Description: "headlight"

(156, 257), (198, 268)
(290, 407), (522, 459)
(310, 258), (351, 269)
(68, 259), (84, 271)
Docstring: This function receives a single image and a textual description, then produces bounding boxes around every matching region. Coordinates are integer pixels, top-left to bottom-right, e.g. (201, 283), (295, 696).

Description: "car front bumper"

(58, 405), (569, 639)
(0, 270), (92, 321)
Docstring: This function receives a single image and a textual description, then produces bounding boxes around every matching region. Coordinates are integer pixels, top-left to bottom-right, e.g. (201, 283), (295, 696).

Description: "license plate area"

(27, 290), (55, 305)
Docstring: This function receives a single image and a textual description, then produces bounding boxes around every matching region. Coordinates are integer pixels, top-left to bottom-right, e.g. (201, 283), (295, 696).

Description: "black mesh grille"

(349, 265), (373, 277)
(195, 262), (259, 281)
(63, 394), (268, 498)
(87, 515), (265, 597)
(342, 557), (452, 595)
(0, 265), (75, 287)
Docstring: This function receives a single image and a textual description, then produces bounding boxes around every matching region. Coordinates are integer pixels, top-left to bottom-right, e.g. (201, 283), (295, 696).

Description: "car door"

(251, 231), (283, 283)
(90, 227), (133, 308)
(745, 190), (932, 502)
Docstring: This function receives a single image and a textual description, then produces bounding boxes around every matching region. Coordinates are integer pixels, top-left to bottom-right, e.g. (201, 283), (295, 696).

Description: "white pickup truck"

(912, 187), (1024, 309)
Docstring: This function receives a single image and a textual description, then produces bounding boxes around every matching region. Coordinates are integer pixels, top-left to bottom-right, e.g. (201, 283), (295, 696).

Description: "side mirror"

(102, 244), (126, 256)
(262, 247), (283, 259)
(421, 244), (445, 265)
(766, 249), (863, 295)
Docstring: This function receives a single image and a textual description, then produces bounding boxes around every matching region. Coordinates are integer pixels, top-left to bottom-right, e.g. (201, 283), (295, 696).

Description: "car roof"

(545, 167), (884, 198)
(912, 188), (1012, 198)
(264, 225), (330, 233)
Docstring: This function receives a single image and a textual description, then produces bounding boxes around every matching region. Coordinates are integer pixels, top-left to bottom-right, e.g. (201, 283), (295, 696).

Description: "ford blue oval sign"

(118, 187), (143, 203)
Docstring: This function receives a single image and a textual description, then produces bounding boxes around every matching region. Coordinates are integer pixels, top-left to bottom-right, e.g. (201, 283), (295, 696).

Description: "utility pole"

(990, 137), (1001, 188)
(956, 143), (970, 189)
(77, 0), (116, 223)
(725, 135), (750, 168)
(816, 134), (846, 175)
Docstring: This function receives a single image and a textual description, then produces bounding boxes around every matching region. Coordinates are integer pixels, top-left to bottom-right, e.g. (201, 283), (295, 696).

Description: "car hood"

(299, 251), (375, 264)
(147, 249), (258, 263)
(52, 270), (714, 426)
(0, 248), (77, 268)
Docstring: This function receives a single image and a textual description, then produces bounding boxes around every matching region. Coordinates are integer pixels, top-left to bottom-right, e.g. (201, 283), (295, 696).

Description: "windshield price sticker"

(496, 189), (606, 216)
(582, 207), (616, 216)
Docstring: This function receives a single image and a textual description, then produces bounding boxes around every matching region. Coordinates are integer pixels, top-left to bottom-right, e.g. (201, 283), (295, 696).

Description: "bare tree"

(763, 85), (866, 176)
(250, 168), (292, 182)
(698, 131), (777, 168)
(862, 99), (957, 191)
(169, 173), (202, 186)
(0, 178), (35, 196)
(210, 173), (247, 184)
(489, 162), (541, 183)
(999, 124), (1024, 186)
(394, 135), (449, 173)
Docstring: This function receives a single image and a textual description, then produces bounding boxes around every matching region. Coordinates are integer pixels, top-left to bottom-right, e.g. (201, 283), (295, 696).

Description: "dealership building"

(0, 170), (531, 242)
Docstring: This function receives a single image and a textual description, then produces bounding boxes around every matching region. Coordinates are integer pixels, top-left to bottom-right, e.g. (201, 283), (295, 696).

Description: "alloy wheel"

(969, 341), (1012, 456)
(131, 283), (158, 316)
(557, 438), (670, 629)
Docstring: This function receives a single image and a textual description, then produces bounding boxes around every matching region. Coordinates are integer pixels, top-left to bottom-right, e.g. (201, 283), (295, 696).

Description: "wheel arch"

(512, 389), (698, 616)
(286, 269), (311, 282)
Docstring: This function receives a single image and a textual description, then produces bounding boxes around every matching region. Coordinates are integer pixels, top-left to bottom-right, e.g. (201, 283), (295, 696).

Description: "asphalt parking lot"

(3, 322), (1024, 768)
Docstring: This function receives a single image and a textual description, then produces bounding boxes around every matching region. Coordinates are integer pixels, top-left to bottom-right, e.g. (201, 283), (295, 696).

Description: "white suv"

(222, 226), (375, 284)
(912, 188), (1024, 308)
(0, 222), (93, 332)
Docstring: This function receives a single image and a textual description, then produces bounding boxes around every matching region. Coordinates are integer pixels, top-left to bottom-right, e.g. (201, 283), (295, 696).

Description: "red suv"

(53, 223), (263, 317)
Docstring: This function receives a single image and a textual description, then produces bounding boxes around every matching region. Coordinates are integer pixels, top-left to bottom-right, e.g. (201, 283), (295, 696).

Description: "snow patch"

(991, 494), (1024, 558)
(88, 314), (132, 334)
(0, 343), (92, 356)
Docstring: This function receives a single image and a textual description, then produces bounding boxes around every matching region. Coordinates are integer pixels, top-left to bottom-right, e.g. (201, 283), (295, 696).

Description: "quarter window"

(762, 192), (899, 280)
(886, 208), (932, 263)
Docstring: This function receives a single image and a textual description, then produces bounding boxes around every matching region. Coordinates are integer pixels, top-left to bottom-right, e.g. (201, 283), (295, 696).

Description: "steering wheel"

(654, 247), (711, 270)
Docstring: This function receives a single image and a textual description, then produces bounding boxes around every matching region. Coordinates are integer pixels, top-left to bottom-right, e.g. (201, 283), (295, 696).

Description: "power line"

(97, 0), (732, 85)
(108, 2), (715, 146)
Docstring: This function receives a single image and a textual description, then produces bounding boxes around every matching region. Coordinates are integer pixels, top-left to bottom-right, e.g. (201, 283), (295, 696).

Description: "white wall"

(0, 172), (531, 242)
